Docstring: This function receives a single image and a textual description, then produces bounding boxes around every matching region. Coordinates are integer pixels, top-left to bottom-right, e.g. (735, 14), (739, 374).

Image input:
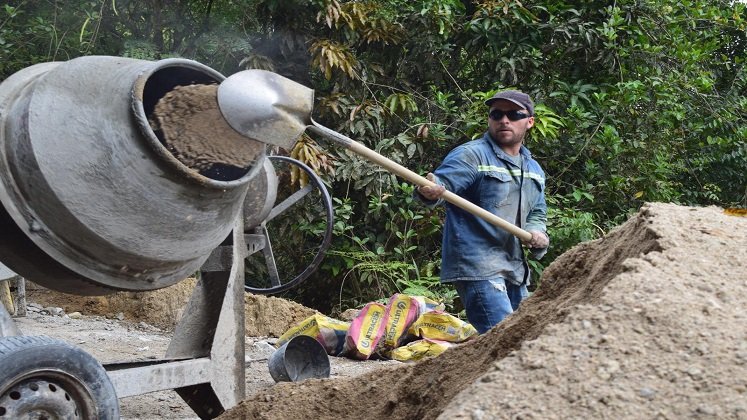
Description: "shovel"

(217, 70), (532, 242)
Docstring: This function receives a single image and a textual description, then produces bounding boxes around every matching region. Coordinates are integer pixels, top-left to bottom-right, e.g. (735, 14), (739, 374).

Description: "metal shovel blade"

(218, 69), (314, 149)
(217, 69), (532, 241)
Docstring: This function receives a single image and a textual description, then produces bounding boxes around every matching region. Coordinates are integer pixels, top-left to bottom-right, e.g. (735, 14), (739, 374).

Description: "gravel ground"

(11, 302), (401, 419)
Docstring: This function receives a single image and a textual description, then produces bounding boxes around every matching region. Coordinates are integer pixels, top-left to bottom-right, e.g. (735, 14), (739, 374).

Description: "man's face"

(487, 100), (534, 150)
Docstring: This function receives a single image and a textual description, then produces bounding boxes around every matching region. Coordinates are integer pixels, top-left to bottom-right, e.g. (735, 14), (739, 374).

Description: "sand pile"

(244, 293), (318, 337)
(219, 203), (747, 419)
(25, 279), (197, 328)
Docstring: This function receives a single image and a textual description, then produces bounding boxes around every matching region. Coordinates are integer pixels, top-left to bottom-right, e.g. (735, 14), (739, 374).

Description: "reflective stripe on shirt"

(476, 165), (545, 184)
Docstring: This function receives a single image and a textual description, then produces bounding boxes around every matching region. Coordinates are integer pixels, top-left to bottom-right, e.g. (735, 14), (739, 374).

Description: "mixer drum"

(0, 56), (267, 294)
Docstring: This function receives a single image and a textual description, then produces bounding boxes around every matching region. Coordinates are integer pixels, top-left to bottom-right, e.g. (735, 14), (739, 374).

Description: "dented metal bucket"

(0, 56), (269, 294)
(268, 335), (330, 382)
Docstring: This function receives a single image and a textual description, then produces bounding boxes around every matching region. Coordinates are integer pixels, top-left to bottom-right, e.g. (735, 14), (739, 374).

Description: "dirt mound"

(27, 279), (318, 337)
(244, 293), (319, 337)
(219, 203), (747, 419)
(26, 280), (197, 329)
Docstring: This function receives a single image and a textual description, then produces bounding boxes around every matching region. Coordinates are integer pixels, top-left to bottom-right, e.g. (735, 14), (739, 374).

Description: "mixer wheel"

(244, 156), (334, 294)
(0, 336), (119, 419)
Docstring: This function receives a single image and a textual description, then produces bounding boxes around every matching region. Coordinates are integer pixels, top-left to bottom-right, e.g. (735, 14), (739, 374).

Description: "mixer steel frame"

(0, 216), (261, 419)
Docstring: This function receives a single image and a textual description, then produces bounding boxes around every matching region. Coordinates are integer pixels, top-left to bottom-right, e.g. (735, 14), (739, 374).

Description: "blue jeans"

(453, 278), (528, 334)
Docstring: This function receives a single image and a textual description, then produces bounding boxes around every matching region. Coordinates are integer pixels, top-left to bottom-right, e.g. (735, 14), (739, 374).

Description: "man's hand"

(523, 230), (549, 249)
(417, 173), (445, 201)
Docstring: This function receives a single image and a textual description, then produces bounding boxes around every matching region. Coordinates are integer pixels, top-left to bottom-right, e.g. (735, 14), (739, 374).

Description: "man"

(416, 90), (549, 334)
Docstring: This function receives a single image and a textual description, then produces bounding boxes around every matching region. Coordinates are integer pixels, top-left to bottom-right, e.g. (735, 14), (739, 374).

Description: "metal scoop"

(218, 70), (531, 241)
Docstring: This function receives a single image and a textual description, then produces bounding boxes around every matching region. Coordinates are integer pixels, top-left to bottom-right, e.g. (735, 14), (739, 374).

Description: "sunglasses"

(489, 109), (531, 121)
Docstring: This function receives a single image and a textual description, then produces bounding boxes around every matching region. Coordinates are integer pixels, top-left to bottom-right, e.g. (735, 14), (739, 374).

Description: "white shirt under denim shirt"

(416, 132), (548, 286)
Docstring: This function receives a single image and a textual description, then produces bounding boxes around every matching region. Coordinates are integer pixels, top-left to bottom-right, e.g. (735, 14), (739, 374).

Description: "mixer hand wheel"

(244, 156), (333, 294)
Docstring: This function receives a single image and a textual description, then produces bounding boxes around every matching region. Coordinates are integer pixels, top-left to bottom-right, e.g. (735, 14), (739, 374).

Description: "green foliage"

(0, 0), (262, 78)
(0, 2), (97, 76)
(316, 180), (446, 310)
(531, 104), (566, 139)
(383, 92), (419, 114)
(122, 40), (159, 60)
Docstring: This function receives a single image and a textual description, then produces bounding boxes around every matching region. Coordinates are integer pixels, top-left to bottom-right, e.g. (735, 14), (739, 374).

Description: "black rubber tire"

(0, 335), (119, 419)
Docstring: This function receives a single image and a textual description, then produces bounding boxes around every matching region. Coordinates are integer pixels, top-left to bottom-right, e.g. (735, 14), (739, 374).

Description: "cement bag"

(412, 295), (445, 315)
(407, 311), (478, 343)
(342, 302), (387, 360)
(380, 294), (421, 354)
(391, 338), (456, 362)
(277, 314), (350, 356)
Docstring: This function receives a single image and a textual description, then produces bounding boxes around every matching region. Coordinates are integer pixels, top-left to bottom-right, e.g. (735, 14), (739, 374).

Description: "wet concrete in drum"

(150, 84), (264, 179)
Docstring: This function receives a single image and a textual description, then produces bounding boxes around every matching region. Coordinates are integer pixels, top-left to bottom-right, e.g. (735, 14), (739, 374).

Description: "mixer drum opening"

(138, 65), (264, 182)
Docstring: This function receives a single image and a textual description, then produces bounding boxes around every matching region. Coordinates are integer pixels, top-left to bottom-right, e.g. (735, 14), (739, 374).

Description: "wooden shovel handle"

(310, 123), (533, 242)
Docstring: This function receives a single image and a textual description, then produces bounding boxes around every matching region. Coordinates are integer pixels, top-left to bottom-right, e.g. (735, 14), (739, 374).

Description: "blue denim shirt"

(418, 132), (548, 285)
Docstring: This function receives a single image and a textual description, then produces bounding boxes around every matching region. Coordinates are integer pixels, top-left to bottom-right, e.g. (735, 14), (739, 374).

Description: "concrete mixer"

(0, 56), (333, 419)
